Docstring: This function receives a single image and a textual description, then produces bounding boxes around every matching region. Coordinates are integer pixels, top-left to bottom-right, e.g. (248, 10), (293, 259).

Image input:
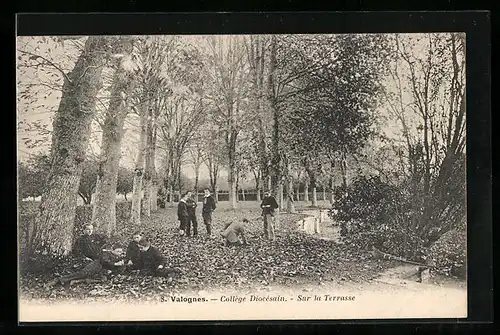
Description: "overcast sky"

(16, 33), (456, 182)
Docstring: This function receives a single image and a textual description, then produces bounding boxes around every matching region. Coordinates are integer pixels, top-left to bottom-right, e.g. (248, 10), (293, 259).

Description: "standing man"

(186, 191), (198, 237)
(260, 191), (279, 240)
(202, 188), (217, 237)
(177, 192), (190, 237)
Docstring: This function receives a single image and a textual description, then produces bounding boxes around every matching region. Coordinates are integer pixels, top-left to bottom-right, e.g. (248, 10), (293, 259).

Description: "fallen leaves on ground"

(20, 205), (398, 302)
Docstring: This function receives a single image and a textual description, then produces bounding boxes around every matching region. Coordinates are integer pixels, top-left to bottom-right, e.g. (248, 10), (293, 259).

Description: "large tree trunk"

(30, 37), (109, 256)
(92, 39), (134, 236)
(130, 98), (148, 224)
(91, 175), (101, 222)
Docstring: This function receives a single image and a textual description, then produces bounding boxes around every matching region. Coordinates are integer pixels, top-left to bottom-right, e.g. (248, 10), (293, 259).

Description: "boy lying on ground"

(133, 238), (182, 277)
(220, 218), (249, 247)
(46, 245), (126, 288)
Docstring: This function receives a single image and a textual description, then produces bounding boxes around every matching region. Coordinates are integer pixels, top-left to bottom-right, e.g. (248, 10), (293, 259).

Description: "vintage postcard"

(17, 28), (469, 322)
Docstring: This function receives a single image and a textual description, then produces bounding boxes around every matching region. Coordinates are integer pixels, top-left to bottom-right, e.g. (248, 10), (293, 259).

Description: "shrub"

(427, 224), (466, 279)
(330, 174), (466, 269)
(330, 175), (426, 260)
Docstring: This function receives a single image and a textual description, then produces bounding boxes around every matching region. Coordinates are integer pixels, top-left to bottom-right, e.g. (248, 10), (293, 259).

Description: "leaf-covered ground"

(20, 201), (402, 303)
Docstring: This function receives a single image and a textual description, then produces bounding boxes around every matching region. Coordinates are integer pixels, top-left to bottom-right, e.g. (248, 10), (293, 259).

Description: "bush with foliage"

(427, 221), (466, 279)
(330, 173), (466, 271)
(330, 175), (423, 259)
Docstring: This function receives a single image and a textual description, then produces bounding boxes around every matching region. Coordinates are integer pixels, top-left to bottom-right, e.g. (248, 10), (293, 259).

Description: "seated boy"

(220, 218), (248, 247)
(114, 231), (143, 268)
(135, 238), (181, 277)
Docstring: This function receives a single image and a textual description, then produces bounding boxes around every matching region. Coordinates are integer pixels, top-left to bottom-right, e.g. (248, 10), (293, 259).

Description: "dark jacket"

(99, 250), (123, 269)
(137, 246), (165, 270)
(260, 196), (279, 216)
(202, 195), (216, 214)
(73, 233), (107, 260)
(124, 240), (141, 265)
(177, 200), (189, 220)
(186, 198), (197, 217)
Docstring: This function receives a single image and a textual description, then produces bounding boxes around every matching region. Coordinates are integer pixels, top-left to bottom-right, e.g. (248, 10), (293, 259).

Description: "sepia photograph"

(17, 31), (468, 321)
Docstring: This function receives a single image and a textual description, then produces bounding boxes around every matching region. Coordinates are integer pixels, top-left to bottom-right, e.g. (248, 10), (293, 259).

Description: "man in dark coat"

(72, 223), (108, 261)
(123, 231), (143, 267)
(135, 238), (181, 277)
(177, 192), (190, 236)
(186, 191), (198, 237)
(260, 191), (279, 240)
(202, 188), (217, 237)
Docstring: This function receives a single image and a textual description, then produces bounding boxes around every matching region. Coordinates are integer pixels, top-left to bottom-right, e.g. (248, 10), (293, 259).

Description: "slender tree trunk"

(151, 182), (158, 212)
(142, 109), (154, 218)
(130, 98), (148, 224)
(322, 186), (326, 201)
(268, 35), (281, 199)
(150, 125), (158, 213)
(340, 151), (348, 188)
(312, 187), (318, 207)
(227, 130), (238, 209)
(279, 183), (285, 210)
(30, 37), (109, 256)
(304, 181), (309, 202)
(330, 160), (336, 204)
(167, 185), (173, 204)
(255, 173), (261, 202)
(92, 39), (134, 236)
(286, 162), (295, 213)
(228, 171), (237, 209)
(194, 164), (200, 197)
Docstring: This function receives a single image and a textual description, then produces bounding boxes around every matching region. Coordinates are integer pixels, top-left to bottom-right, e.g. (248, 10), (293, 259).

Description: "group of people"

(46, 227), (179, 288)
(177, 188), (280, 246)
(177, 188), (217, 237)
(46, 189), (280, 288)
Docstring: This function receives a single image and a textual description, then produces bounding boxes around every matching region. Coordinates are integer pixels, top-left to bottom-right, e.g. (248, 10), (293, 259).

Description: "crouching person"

(135, 238), (181, 277)
(220, 218), (248, 247)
